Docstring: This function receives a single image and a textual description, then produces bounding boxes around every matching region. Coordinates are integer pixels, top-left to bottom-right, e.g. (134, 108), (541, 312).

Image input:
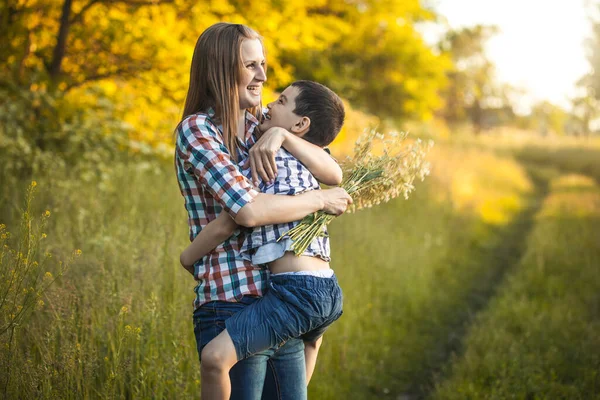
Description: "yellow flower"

(44, 210), (51, 217)
(120, 306), (129, 315)
(44, 272), (53, 279)
(75, 249), (82, 256)
(37, 300), (44, 307)
(41, 233), (47, 239)
(31, 181), (37, 188)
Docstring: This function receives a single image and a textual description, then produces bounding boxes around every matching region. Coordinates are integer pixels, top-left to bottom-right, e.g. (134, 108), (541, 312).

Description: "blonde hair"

(181, 23), (265, 162)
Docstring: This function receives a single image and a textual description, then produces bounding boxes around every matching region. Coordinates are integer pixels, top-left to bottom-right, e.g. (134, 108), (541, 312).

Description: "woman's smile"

(238, 39), (266, 110)
(247, 84), (262, 97)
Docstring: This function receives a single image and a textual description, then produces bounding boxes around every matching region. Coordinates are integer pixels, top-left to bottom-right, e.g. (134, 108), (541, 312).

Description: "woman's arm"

(235, 187), (351, 228)
(248, 127), (342, 186)
(178, 116), (351, 229)
(180, 212), (238, 274)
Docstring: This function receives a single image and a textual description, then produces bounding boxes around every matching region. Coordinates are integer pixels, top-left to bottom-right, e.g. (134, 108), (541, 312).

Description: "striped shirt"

(239, 149), (330, 262)
(175, 108), (267, 309)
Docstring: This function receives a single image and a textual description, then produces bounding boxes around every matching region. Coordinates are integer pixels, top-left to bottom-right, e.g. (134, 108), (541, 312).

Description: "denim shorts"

(225, 273), (343, 361)
(193, 297), (308, 400)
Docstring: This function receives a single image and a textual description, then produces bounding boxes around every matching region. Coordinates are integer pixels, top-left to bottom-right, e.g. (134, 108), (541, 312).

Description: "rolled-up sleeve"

(176, 115), (258, 218)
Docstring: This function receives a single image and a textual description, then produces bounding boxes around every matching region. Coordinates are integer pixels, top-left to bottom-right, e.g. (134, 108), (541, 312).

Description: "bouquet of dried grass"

(281, 129), (433, 255)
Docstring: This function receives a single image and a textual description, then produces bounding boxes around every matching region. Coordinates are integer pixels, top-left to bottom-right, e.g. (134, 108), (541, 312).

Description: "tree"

(277, 0), (451, 122)
(438, 25), (503, 133)
(1, 0), (190, 90)
(574, 2), (600, 136)
(1, 0), (452, 150)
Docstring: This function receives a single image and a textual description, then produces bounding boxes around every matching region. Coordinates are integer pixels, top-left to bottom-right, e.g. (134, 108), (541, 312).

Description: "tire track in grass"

(403, 165), (555, 399)
(431, 172), (600, 399)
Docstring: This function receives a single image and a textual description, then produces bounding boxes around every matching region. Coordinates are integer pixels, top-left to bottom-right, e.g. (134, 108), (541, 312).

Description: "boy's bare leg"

(303, 336), (323, 385)
(200, 329), (239, 400)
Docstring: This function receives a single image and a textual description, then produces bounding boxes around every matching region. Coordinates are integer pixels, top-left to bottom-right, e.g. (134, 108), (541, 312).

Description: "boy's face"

(260, 85), (304, 134)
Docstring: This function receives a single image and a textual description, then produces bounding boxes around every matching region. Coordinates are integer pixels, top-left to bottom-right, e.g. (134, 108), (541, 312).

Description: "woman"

(174, 23), (351, 399)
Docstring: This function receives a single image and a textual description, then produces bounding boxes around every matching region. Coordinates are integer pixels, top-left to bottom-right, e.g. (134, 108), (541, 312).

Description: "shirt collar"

(205, 107), (260, 148)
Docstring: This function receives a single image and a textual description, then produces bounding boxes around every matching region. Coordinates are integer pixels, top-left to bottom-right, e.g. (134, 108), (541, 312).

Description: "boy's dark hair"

(291, 80), (345, 147)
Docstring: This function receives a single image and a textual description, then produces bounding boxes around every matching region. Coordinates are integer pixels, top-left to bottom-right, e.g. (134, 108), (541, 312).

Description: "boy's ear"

(290, 116), (311, 137)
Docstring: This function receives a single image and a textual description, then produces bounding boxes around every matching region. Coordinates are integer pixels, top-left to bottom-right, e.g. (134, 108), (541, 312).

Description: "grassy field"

(433, 174), (600, 399)
(1, 136), (599, 399)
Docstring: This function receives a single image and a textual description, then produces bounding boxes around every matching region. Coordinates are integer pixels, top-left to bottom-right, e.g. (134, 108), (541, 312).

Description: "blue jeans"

(226, 274), (343, 361)
(193, 296), (307, 400)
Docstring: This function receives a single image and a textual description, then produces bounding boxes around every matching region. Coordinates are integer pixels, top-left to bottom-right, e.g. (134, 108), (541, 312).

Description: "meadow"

(1, 133), (599, 399)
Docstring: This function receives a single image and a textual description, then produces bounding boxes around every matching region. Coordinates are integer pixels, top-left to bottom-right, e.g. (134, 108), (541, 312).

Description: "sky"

(423, 0), (593, 112)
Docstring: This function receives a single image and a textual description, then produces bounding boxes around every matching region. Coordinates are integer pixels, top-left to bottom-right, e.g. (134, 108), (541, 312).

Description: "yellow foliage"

(539, 175), (600, 219)
(430, 147), (533, 225)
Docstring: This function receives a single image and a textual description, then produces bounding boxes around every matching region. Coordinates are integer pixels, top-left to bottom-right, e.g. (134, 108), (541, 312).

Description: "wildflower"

(44, 272), (53, 280)
(282, 129), (432, 255)
(31, 181), (37, 188)
(75, 249), (82, 256)
(44, 210), (51, 217)
(37, 300), (45, 307)
(120, 306), (129, 315)
(41, 233), (47, 239)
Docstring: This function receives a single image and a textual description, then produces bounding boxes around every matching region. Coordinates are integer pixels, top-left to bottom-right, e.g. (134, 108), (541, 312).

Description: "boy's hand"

(246, 127), (289, 186)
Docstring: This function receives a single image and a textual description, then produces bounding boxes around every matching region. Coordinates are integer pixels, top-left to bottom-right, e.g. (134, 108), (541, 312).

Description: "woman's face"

(238, 38), (266, 110)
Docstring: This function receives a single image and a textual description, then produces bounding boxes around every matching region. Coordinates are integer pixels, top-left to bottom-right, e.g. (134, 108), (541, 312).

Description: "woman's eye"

(246, 63), (255, 69)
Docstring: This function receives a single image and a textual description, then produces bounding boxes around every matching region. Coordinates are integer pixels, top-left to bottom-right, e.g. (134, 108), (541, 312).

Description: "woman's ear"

(290, 116), (311, 137)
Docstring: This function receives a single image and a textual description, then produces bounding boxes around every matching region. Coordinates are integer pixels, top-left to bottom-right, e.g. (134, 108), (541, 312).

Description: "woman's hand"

(319, 187), (353, 216)
(246, 127), (289, 186)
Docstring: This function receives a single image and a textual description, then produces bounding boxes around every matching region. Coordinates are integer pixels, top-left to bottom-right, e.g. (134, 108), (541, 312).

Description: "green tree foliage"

(585, 3), (600, 101)
(277, 0), (450, 122)
(439, 25), (508, 132)
(515, 101), (569, 136)
(572, 3), (600, 136)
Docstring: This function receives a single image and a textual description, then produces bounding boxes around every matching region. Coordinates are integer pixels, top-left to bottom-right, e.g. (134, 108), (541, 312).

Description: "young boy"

(180, 80), (346, 399)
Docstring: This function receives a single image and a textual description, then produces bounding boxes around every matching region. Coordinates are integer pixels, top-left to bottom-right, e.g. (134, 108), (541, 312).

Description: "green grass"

(432, 174), (600, 399)
(1, 162), (200, 398)
(1, 141), (598, 399)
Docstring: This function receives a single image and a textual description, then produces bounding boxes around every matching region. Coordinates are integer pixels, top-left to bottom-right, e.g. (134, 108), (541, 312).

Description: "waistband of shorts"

(270, 272), (338, 289)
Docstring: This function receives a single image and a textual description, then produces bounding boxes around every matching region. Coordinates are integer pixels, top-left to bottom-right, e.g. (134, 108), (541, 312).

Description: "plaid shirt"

(239, 149), (330, 262)
(175, 108), (267, 309)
